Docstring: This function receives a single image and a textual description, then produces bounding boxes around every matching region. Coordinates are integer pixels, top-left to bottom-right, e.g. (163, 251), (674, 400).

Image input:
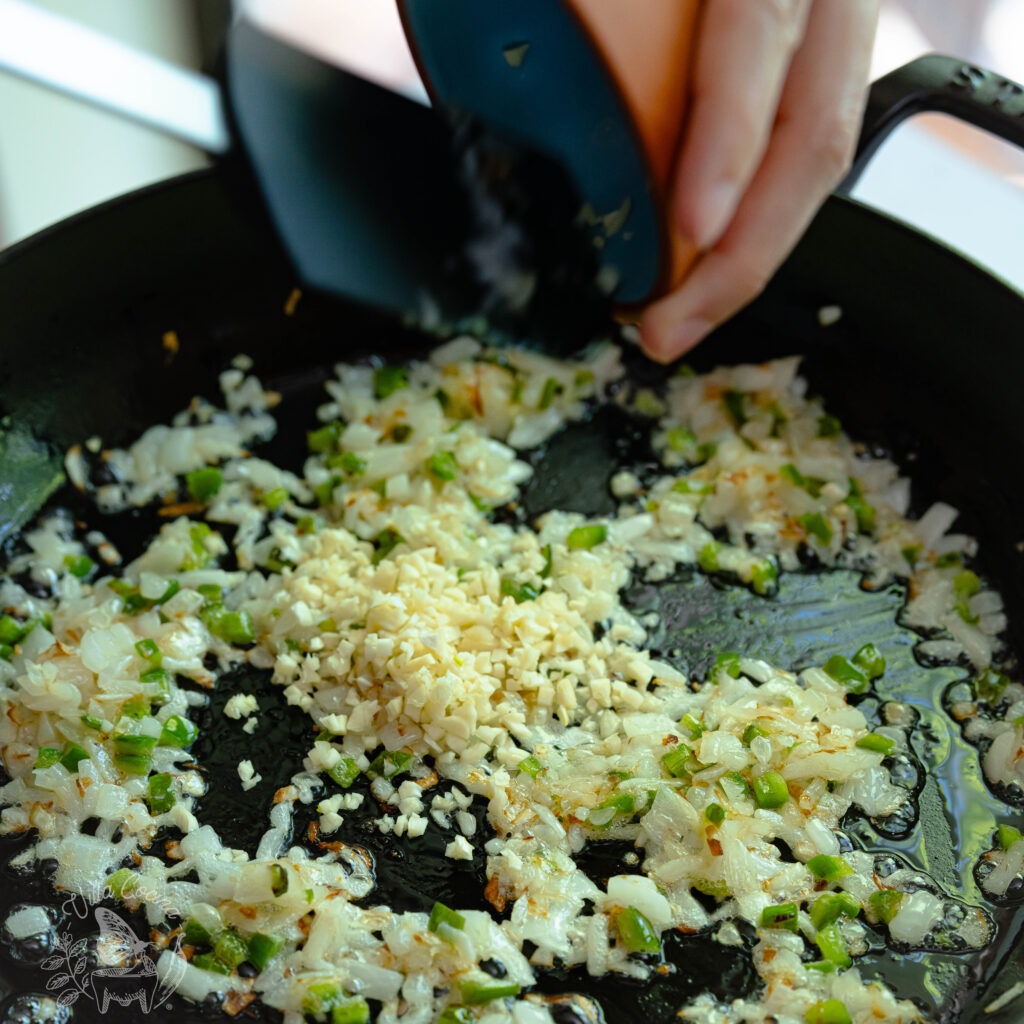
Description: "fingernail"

(695, 182), (739, 249)
(670, 316), (713, 356)
(644, 317), (712, 363)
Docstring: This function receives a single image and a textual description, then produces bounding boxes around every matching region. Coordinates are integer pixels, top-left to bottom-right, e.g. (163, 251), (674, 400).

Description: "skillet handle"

(837, 54), (1024, 196)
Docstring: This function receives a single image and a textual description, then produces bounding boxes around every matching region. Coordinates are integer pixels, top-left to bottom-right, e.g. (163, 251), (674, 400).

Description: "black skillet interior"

(2, 166), (1024, 1024)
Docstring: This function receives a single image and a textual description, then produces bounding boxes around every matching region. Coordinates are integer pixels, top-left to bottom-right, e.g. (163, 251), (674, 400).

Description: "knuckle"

(806, 113), (860, 180)
(727, 106), (769, 164)
(728, 254), (773, 303)
(761, 0), (804, 22)
(759, 0), (810, 47)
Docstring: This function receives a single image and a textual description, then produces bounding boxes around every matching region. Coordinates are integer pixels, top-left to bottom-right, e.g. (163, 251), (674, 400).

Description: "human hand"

(639, 0), (880, 363)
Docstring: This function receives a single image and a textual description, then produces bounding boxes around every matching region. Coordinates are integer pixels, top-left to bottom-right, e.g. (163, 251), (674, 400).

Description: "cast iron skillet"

(1, 56), (1024, 1024)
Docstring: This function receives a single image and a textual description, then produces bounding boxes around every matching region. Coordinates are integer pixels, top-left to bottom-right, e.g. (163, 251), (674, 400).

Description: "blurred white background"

(0, 0), (1021, 289)
(0, 0), (212, 244)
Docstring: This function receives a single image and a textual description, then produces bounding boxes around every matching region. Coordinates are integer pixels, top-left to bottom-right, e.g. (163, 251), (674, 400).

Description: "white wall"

(0, 0), (207, 247)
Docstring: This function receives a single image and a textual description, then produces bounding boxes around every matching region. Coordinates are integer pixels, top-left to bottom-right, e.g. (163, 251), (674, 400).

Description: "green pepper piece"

(106, 868), (137, 901)
(760, 902), (799, 933)
(196, 583), (221, 604)
(614, 906), (661, 954)
(120, 695), (150, 719)
(845, 478), (876, 534)
(34, 747), (62, 770)
(901, 543), (922, 568)
(742, 723), (768, 745)
(261, 487), (289, 511)
(997, 824), (1023, 850)
(660, 747), (690, 779)
(722, 390), (747, 426)
(185, 467), (222, 502)
(715, 652), (742, 678)
(672, 478), (713, 495)
(331, 999), (370, 1024)
(459, 979), (521, 1005)
(140, 666), (172, 703)
(752, 772), (789, 809)
(750, 560), (777, 595)
(589, 792), (635, 828)
(64, 554), (94, 578)
(780, 464), (806, 487)
(270, 864), (289, 897)
(203, 605), (256, 645)
(182, 918), (212, 946)
(366, 750), (413, 780)
(159, 714), (199, 748)
(814, 921), (851, 968)
(665, 425), (696, 454)
(315, 476), (342, 506)
(500, 577), (540, 604)
(60, 743), (90, 772)
(976, 668), (1010, 703)
(134, 638), (162, 666)
(147, 772), (175, 813)
(806, 855), (853, 881)
(539, 544), (553, 578)
(326, 758), (360, 788)
(427, 451), (459, 481)
(817, 415), (841, 439)
(154, 579), (181, 606)
(856, 733), (895, 755)
(954, 569), (983, 623)
(213, 928), (249, 969)
(698, 541), (722, 572)
(438, 1009), (475, 1024)
(246, 932), (285, 971)
(538, 376), (562, 410)
(307, 422), (342, 453)
(114, 753), (152, 775)
(704, 802), (726, 825)
(374, 365), (409, 399)
(798, 512), (832, 546)
(680, 713), (704, 738)
(192, 951), (231, 975)
(724, 772), (753, 803)
(869, 889), (904, 925)
(428, 902), (466, 933)
(805, 1000), (852, 1024)
(302, 981), (343, 1017)
(809, 891), (861, 930)
(852, 642), (886, 680)
(181, 523), (213, 571)
(0, 615), (28, 645)
(566, 525), (606, 550)
(371, 528), (405, 565)
(822, 654), (869, 693)
(265, 547), (296, 574)
(113, 734), (158, 756)
(804, 959), (836, 974)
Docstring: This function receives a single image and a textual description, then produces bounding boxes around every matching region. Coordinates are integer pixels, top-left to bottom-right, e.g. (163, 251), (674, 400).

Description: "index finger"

(672, 0), (812, 250)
